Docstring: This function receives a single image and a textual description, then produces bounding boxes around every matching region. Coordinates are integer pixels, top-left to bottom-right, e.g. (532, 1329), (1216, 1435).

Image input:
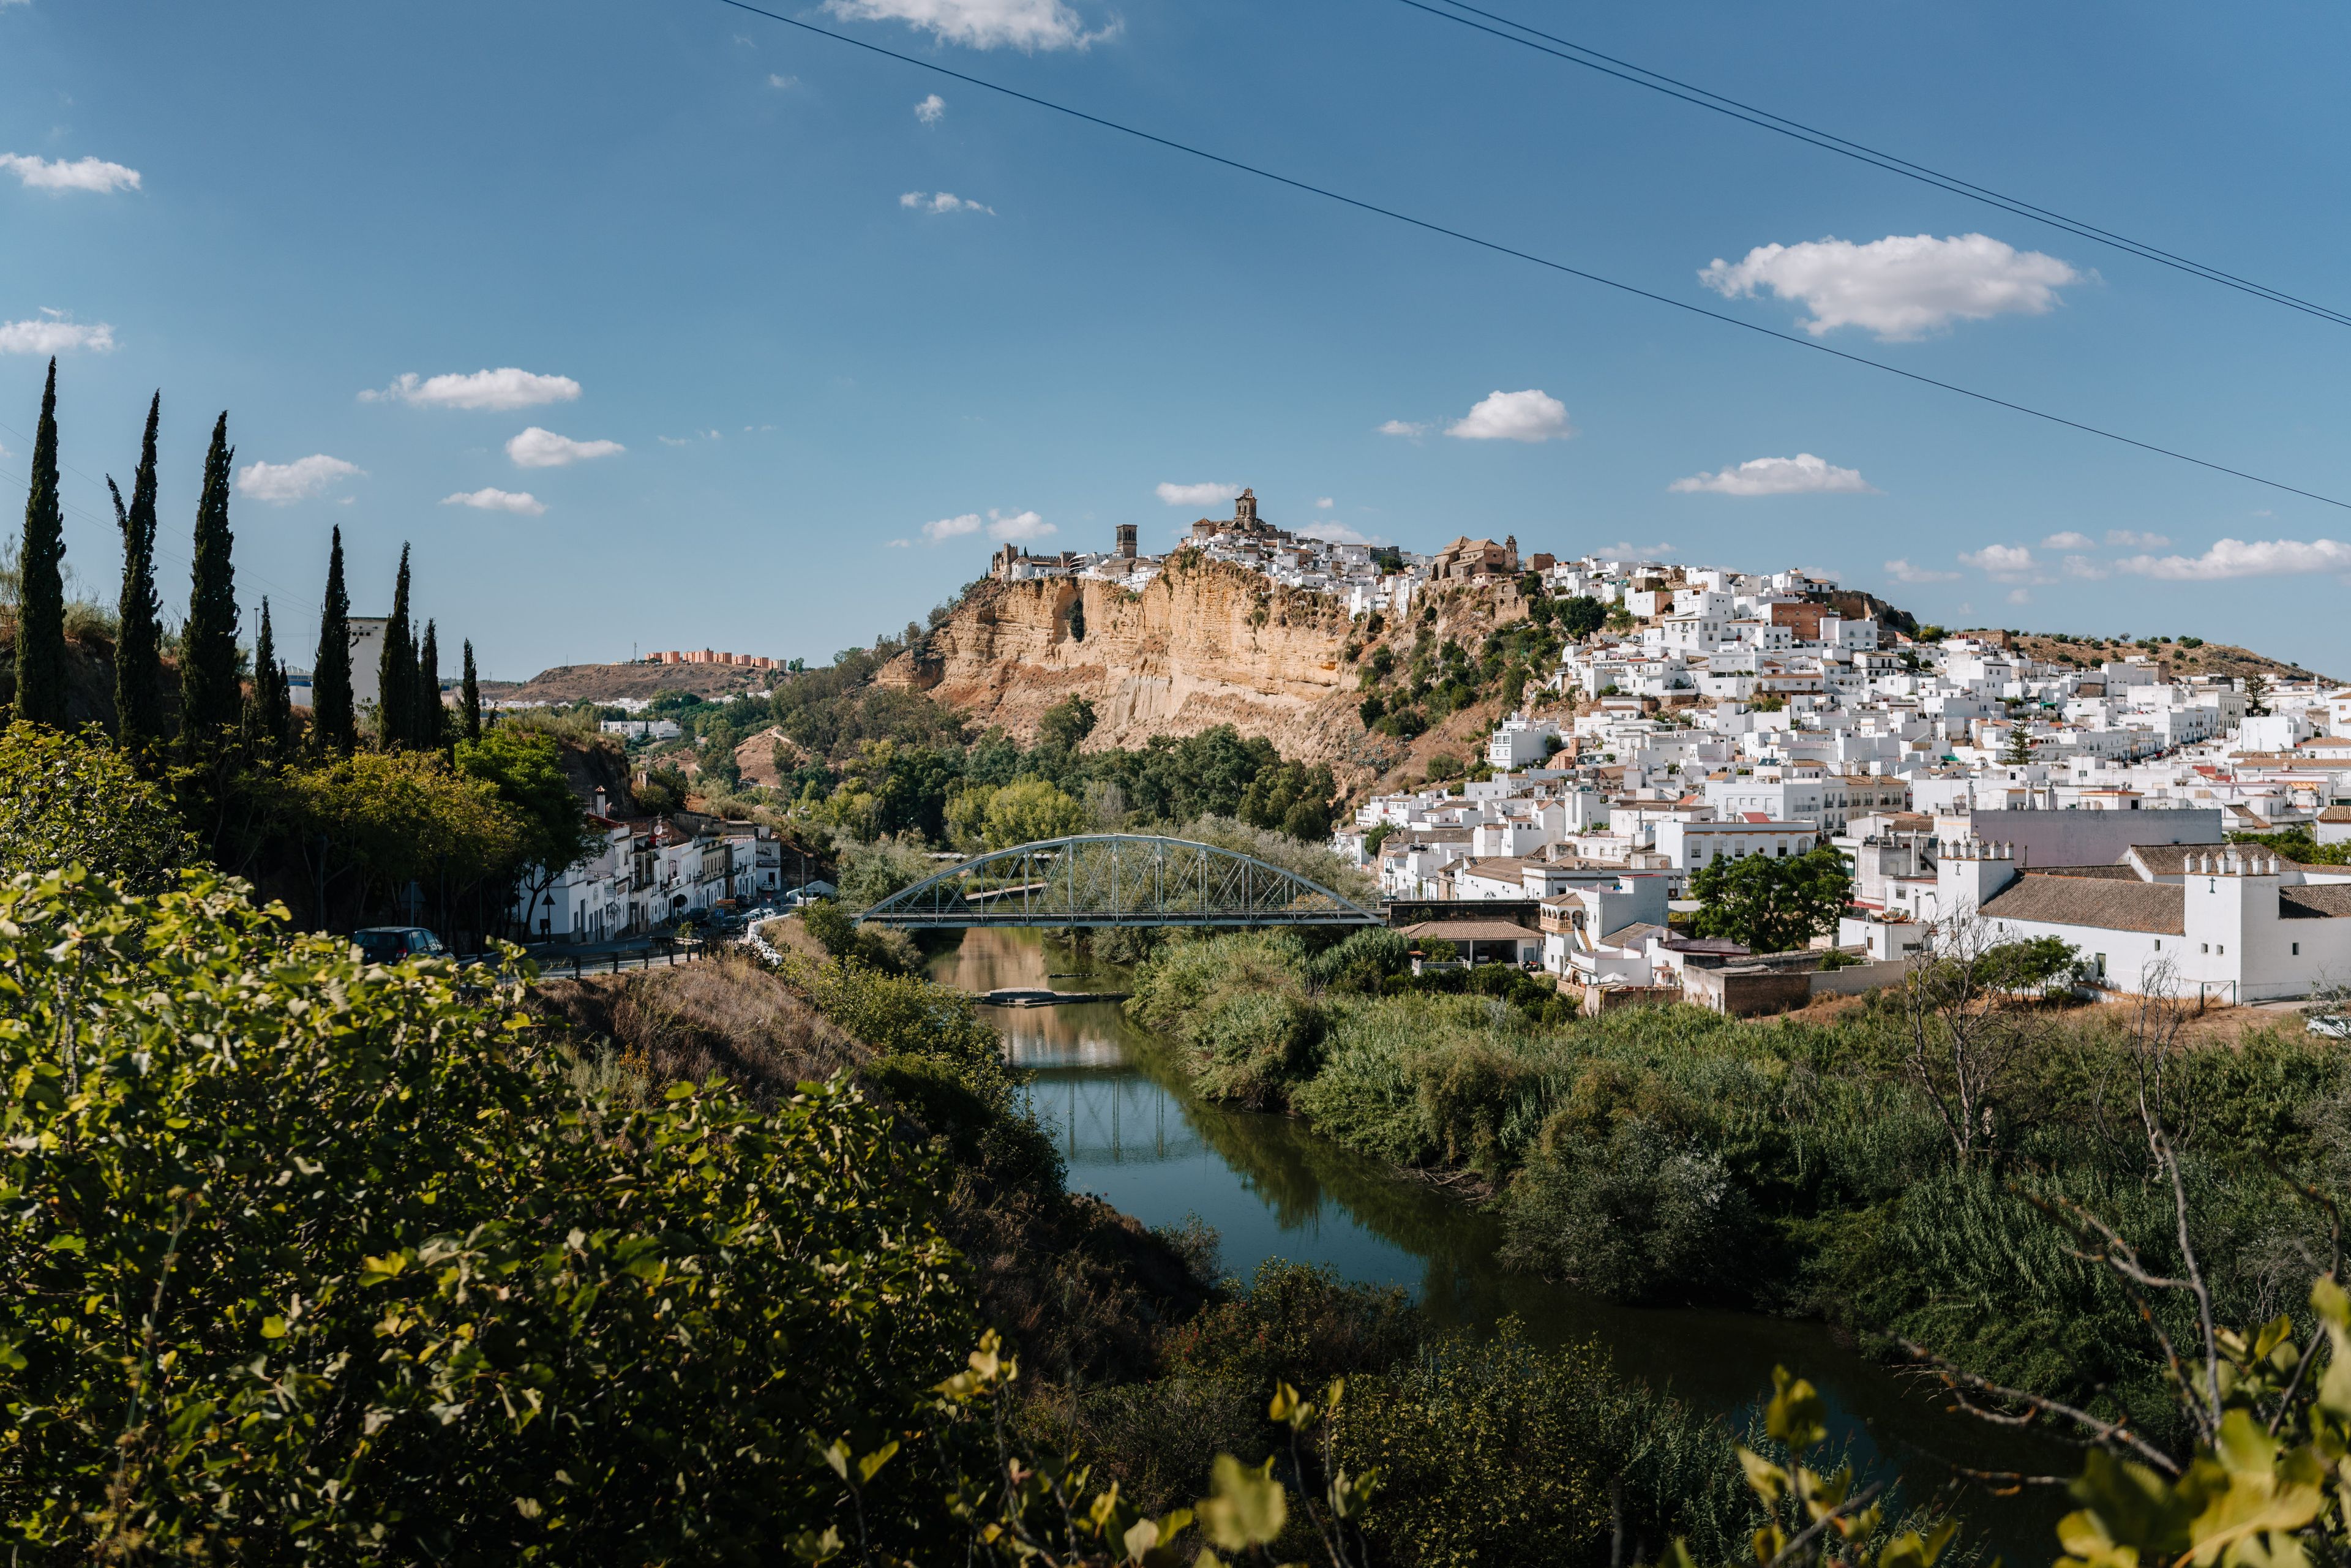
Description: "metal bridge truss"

(858, 834), (1383, 929)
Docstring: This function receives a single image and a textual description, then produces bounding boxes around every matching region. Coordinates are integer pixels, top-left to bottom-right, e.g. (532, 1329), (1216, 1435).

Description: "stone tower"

(1234, 488), (1259, 529)
(1115, 523), (1138, 560)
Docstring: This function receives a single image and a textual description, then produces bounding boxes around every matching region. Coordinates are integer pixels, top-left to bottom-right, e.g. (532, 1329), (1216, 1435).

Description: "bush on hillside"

(0, 868), (973, 1560)
(0, 721), (189, 889)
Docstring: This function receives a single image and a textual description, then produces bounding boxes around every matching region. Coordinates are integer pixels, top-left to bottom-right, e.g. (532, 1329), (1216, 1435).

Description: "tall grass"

(1127, 931), (2351, 1444)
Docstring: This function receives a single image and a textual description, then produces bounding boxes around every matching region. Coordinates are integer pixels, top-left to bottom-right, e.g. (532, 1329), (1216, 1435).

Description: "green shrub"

(800, 896), (922, 973)
(0, 868), (973, 1560)
(1500, 1119), (1763, 1303)
(0, 721), (189, 889)
(1196, 990), (1325, 1108)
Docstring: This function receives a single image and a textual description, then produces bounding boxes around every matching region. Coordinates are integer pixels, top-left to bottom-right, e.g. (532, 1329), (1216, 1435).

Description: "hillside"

(877, 553), (1370, 767)
(1967, 627), (2334, 685)
(869, 553), (2342, 798)
(480, 660), (779, 707)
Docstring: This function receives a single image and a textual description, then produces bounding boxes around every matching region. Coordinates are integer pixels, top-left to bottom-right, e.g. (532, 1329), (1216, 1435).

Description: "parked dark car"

(352, 926), (448, 964)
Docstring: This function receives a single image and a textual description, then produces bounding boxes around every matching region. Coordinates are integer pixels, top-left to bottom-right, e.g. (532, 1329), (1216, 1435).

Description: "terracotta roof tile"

(2282, 885), (2351, 919)
(1981, 873), (2186, 935)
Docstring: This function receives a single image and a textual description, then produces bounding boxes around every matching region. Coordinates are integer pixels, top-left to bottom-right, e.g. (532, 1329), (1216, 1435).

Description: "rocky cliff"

(877, 552), (1381, 769)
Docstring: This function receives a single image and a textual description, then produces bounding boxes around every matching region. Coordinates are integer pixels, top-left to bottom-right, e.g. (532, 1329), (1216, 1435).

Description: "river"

(929, 926), (2072, 1555)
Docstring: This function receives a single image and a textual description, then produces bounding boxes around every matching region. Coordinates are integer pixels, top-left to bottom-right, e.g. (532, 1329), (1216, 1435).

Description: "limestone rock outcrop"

(876, 553), (1371, 767)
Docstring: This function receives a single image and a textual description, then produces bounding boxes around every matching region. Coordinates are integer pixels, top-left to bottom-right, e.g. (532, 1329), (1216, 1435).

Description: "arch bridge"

(858, 834), (1384, 929)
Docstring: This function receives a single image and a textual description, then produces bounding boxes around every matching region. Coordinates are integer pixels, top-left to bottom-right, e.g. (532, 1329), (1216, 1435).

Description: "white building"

(1942, 841), (2351, 1002)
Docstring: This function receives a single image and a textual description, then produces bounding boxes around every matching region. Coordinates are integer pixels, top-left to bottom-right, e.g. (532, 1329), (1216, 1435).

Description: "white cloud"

(0, 310), (114, 354)
(1883, 558), (1959, 584)
(0, 152), (141, 193)
(768, 72), (799, 88)
(921, 507), (1055, 543)
(823, 0), (1109, 51)
(988, 508), (1052, 541)
(886, 538), (912, 548)
(1669, 452), (1873, 497)
(1445, 388), (1574, 443)
(1598, 539), (1676, 559)
(1314, 497), (1334, 509)
(1299, 520), (1390, 547)
(238, 454), (362, 504)
(2115, 537), (2351, 581)
(2062, 555), (2110, 580)
(440, 487), (546, 516)
(1698, 233), (2082, 341)
(2040, 531), (2094, 549)
(1155, 480), (1236, 509)
(915, 93), (947, 124)
(1958, 543), (2040, 581)
(1377, 419), (1428, 438)
(363, 367), (580, 410)
(2105, 528), (2170, 548)
(2006, 587), (2033, 605)
(506, 426), (624, 468)
(658, 429), (723, 446)
(899, 190), (994, 214)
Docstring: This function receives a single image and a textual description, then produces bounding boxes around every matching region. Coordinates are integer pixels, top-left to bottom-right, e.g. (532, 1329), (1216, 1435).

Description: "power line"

(708, 0), (2350, 511)
(1397, 0), (2351, 330)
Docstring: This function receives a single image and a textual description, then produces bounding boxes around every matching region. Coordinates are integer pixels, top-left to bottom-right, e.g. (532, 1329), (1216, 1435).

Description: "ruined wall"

(877, 553), (1371, 767)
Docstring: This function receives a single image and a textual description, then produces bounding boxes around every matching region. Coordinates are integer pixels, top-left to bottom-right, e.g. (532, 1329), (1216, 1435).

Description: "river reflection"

(929, 927), (2069, 1554)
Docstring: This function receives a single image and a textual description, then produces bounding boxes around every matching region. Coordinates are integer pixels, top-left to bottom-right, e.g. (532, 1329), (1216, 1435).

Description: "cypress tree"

(460, 639), (482, 743)
(246, 597), (293, 754)
(179, 412), (242, 742)
(312, 527), (356, 755)
(13, 358), (69, 728)
(377, 544), (414, 749)
(416, 618), (442, 751)
(110, 391), (167, 751)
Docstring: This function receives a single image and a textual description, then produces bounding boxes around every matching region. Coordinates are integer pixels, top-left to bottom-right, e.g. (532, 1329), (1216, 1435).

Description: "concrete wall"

(1963, 808), (2222, 869)
(1685, 964), (1814, 1017)
(1807, 958), (1912, 999)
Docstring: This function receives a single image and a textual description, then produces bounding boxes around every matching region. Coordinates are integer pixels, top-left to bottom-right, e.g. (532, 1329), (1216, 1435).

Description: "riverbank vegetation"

(1129, 928), (2348, 1448)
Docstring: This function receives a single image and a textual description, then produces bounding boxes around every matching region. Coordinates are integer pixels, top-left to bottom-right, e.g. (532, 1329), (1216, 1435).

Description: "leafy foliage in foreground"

(0, 868), (972, 1562)
(0, 720), (190, 889)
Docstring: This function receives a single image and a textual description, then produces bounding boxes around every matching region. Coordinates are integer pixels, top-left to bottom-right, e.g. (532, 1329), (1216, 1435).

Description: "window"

(2201, 943), (2209, 954)
(2293, 942), (2301, 956)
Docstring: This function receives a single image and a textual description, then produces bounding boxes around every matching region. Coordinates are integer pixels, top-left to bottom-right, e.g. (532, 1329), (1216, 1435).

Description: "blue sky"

(4, 0), (2347, 680)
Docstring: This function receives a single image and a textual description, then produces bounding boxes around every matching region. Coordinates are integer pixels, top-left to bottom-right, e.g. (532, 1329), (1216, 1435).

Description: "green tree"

(2244, 672), (2271, 717)
(244, 596), (294, 755)
(974, 777), (1090, 849)
(0, 869), (973, 1559)
(1038, 692), (1098, 751)
(2000, 723), (2034, 766)
(456, 728), (601, 929)
(312, 525), (356, 756)
(377, 543), (416, 749)
(416, 616), (443, 752)
(178, 412), (242, 744)
(109, 391), (168, 754)
(1688, 844), (1851, 955)
(0, 721), (189, 889)
(12, 358), (68, 729)
(279, 749), (522, 930)
(1554, 595), (1607, 640)
(460, 637), (482, 741)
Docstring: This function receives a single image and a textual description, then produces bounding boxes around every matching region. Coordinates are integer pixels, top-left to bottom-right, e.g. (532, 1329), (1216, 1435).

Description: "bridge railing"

(858, 834), (1382, 929)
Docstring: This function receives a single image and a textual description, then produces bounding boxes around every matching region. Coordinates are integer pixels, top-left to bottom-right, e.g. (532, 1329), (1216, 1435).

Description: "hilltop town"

(951, 486), (2351, 1008)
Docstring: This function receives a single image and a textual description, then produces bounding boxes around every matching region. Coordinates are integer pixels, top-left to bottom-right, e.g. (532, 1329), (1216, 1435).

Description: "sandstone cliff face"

(878, 554), (1379, 769)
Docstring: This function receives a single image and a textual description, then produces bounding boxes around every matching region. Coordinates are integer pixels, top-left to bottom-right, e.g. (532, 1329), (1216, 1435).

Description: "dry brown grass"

(533, 952), (860, 1102)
